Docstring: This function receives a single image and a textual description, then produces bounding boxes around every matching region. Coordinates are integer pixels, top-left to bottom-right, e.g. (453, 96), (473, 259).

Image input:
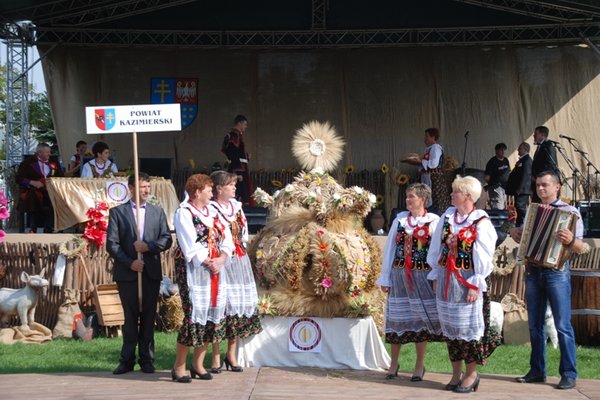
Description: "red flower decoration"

(457, 226), (477, 245)
(83, 201), (109, 252)
(413, 225), (429, 245)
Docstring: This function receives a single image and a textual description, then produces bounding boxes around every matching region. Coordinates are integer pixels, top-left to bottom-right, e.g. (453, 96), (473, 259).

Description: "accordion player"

(517, 203), (578, 269)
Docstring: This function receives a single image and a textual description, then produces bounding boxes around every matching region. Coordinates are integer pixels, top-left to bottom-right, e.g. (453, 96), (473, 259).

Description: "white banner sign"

(288, 317), (323, 353)
(85, 103), (181, 134)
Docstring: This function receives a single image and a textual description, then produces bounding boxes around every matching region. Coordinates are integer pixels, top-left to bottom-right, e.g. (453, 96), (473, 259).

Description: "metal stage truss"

(32, 23), (600, 48)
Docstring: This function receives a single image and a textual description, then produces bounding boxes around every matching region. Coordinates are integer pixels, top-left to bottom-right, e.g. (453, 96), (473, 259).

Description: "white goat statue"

(0, 268), (49, 328)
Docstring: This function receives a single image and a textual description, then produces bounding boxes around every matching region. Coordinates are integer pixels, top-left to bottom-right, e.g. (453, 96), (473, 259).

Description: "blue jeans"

(525, 264), (577, 379)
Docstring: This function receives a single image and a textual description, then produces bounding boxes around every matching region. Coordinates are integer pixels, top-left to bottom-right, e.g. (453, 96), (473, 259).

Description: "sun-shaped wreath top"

(292, 121), (344, 173)
(249, 121), (383, 318)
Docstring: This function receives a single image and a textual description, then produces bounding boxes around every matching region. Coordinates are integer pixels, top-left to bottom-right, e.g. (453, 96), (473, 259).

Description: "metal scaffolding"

(2, 21), (34, 206)
(33, 22), (600, 48)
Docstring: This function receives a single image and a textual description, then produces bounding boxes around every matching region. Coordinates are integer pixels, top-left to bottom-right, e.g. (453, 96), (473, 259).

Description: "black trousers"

(514, 194), (530, 227)
(116, 275), (160, 367)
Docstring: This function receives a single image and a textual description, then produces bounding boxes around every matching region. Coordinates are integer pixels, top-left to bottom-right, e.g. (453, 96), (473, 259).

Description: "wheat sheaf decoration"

(292, 121), (345, 172)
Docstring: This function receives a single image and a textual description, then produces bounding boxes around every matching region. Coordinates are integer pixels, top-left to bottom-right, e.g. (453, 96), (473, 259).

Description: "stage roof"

(2, 0), (600, 47)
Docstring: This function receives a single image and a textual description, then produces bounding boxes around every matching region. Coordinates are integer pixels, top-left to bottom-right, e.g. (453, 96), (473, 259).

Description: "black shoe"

(190, 365), (213, 380)
(557, 376), (576, 390)
(410, 367), (425, 382)
(385, 364), (399, 380)
(224, 356), (243, 372)
(113, 363), (134, 375)
(171, 369), (192, 383)
(453, 374), (480, 393)
(515, 372), (546, 383)
(210, 354), (222, 373)
(140, 363), (155, 373)
(445, 373), (463, 391)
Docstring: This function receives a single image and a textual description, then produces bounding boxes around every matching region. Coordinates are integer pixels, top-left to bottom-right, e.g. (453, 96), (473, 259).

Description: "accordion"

(517, 203), (578, 269)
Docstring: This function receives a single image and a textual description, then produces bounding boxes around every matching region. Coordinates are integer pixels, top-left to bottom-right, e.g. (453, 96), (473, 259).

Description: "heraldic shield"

(151, 78), (198, 128)
(94, 108), (116, 131)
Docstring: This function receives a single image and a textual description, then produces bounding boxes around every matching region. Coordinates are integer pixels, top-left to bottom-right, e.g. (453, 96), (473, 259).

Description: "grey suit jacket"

(106, 201), (173, 282)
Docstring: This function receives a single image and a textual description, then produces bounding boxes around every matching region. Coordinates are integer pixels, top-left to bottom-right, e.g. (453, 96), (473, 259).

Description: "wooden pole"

(133, 131), (143, 312)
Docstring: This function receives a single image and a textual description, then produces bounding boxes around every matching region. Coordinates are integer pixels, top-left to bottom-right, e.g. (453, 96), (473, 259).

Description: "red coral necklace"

(217, 200), (234, 217)
(190, 202), (210, 217)
(454, 206), (476, 225)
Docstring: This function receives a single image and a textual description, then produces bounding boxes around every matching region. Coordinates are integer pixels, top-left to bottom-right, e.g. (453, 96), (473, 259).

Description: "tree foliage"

(0, 63), (55, 149)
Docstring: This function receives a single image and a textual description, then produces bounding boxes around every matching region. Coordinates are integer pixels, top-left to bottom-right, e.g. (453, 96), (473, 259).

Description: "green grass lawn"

(0, 332), (598, 379)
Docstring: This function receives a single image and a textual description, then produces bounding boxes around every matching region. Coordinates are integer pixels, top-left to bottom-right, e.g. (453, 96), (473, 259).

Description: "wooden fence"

(0, 235), (597, 331)
(0, 236), (177, 330)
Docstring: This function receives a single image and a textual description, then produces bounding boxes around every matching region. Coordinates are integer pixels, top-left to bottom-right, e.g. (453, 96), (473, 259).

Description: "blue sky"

(0, 42), (47, 93)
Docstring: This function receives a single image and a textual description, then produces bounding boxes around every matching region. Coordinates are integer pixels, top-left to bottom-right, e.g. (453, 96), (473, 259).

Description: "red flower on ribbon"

(457, 226), (477, 246)
(413, 225), (429, 245)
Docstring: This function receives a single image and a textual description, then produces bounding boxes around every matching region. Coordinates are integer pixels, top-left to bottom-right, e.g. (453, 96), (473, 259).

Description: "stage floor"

(1, 368), (598, 400)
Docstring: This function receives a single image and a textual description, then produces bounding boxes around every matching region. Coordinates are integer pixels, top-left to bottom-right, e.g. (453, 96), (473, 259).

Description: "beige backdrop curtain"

(41, 45), (600, 201)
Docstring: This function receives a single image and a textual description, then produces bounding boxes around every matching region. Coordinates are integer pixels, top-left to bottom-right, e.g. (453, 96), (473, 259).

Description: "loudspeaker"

(139, 158), (173, 179)
(485, 209), (509, 246)
(485, 209), (509, 230)
(244, 207), (268, 234)
(577, 201), (600, 238)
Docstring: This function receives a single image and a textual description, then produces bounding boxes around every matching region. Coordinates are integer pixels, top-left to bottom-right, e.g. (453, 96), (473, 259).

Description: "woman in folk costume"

(80, 141), (118, 178)
(376, 183), (441, 381)
(405, 128), (450, 215)
(208, 171), (262, 373)
(171, 174), (234, 383)
(427, 175), (501, 393)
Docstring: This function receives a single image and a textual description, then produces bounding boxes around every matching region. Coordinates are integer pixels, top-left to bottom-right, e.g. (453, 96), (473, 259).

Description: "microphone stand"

(560, 137), (593, 201)
(550, 142), (579, 201)
(460, 130), (469, 176)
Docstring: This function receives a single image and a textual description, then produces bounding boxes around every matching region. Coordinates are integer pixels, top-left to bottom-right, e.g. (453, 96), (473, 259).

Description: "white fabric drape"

(237, 316), (391, 370)
(41, 46), (600, 202)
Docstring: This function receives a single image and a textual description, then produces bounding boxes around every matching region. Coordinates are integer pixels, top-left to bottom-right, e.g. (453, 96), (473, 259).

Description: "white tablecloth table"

(237, 316), (390, 370)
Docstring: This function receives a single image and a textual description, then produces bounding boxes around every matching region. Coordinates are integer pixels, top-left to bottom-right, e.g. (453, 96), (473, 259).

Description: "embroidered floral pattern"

(392, 223), (432, 271)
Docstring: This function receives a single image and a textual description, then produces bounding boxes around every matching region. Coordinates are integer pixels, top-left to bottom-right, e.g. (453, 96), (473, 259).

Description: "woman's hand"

(466, 288), (478, 303)
(379, 286), (390, 293)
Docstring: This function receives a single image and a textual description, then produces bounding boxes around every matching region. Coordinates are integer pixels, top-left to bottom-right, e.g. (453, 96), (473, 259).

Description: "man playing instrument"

(510, 171), (585, 390)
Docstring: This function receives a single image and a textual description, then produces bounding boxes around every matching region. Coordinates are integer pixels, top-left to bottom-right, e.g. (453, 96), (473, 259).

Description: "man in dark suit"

(15, 143), (63, 233)
(531, 126), (559, 202)
(106, 172), (173, 375)
(506, 142), (532, 226)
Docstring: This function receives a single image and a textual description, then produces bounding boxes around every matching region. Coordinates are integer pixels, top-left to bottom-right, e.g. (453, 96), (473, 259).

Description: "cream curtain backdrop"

(41, 45), (600, 200)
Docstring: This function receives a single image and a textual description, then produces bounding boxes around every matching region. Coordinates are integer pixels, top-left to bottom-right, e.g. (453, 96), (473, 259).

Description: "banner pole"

(133, 131), (143, 313)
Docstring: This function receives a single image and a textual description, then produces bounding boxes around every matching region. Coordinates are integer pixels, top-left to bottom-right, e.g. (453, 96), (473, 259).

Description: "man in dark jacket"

(106, 172), (172, 375)
(15, 143), (63, 233)
(506, 142), (532, 226)
(531, 126), (559, 202)
(221, 114), (253, 206)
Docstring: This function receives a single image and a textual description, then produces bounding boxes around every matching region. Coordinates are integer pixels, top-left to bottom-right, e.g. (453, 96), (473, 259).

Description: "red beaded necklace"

(190, 202), (210, 217)
(407, 210), (427, 228)
(217, 199), (235, 217)
(454, 206), (476, 225)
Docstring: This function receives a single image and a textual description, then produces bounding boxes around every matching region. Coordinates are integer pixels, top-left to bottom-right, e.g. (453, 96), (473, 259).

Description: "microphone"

(559, 134), (576, 141)
(464, 130), (469, 138)
(547, 140), (560, 146)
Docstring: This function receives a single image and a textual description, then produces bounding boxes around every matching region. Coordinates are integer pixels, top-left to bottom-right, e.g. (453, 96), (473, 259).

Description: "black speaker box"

(244, 207), (268, 234)
(139, 158), (173, 179)
(578, 201), (600, 238)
